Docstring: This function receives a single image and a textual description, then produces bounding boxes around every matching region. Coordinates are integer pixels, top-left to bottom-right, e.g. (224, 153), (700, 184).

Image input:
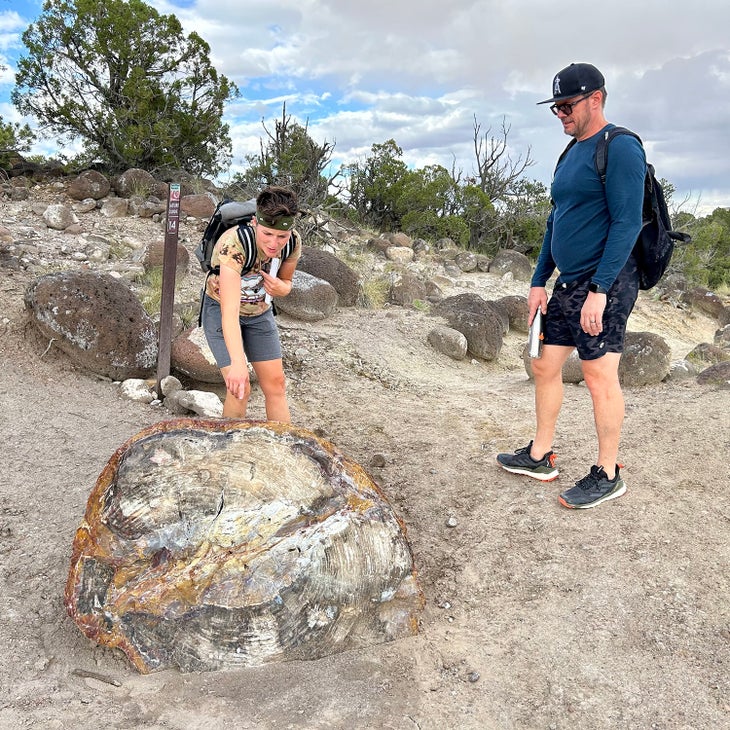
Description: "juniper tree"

(12, 0), (238, 175)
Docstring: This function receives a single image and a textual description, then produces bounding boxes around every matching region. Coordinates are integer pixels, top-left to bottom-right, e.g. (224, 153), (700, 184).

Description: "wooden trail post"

(156, 183), (181, 395)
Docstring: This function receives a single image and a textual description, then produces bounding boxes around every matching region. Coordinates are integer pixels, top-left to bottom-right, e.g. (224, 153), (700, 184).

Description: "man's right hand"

(527, 286), (548, 326)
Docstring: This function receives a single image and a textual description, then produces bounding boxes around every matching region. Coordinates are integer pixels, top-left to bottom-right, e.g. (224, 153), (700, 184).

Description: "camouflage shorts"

(544, 257), (639, 361)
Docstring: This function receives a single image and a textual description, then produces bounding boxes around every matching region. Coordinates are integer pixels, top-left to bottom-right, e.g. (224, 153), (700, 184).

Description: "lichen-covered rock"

(65, 419), (423, 674)
(488, 249), (533, 281)
(696, 360), (730, 386)
(297, 247), (360, 306)
(274, 270), (338, 321)
(432, 294), (505, 361)
(619, 331), (671, 386)
(24, 271), (158, 380)
(67, 170), (111, 201)
(171, 326), (222, 384)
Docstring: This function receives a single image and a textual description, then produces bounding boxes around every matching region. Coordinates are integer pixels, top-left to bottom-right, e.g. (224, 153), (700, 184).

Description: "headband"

(256, 209), (295, 231)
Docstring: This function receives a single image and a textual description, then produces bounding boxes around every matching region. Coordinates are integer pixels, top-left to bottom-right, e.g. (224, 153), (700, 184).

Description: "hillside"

(0, 181), (728, 730)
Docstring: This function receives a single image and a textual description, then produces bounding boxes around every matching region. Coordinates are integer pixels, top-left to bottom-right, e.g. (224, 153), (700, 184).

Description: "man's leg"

(530, 344), (574, 459)
(580, 352), (623, 478)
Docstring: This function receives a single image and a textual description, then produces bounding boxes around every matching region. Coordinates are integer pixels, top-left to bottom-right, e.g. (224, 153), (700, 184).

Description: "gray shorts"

(201, 295), (282, 366)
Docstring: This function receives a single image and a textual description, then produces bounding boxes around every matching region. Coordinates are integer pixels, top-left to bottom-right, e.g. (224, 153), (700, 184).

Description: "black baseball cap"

(537, 63), (605, 105)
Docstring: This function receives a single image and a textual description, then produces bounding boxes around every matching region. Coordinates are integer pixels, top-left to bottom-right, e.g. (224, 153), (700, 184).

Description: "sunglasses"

(549, 93), (594, 116)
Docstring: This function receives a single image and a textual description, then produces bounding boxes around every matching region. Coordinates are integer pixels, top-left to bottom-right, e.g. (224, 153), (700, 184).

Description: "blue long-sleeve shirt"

(531, 124), (646, 291)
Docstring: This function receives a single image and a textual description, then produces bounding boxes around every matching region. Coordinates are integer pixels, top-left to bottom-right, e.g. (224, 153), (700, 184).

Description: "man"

(201, 186), (301, 422)
(497, 62), (646, 509)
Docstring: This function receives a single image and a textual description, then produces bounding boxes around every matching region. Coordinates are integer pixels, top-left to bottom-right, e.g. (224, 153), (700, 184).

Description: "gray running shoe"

(496, 441), (558, 481)
(559, 465), (626, 509)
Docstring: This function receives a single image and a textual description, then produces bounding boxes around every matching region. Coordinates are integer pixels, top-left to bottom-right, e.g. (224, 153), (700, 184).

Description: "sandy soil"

(1, 237), (728, 730)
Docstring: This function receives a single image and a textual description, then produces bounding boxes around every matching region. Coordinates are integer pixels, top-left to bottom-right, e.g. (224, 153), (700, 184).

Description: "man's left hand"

(582, 291), (606, 334)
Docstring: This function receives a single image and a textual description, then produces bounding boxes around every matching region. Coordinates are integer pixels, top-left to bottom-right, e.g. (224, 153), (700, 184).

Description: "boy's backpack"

(194, 198), (298, 325)
(194, 198), (258, 275)
(557, 127), (691, 290)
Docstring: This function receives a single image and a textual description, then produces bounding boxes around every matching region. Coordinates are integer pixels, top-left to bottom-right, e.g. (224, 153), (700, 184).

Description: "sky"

(1, 0), (729, 216)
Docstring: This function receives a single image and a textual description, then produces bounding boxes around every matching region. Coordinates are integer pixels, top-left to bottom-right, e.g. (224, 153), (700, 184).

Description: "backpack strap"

(594, 126), (643, 184)
(550, 138), (577, 206)
(554, 138), (577, 175)
(236, 223), (258, 272)
(235, 224), (298, 273)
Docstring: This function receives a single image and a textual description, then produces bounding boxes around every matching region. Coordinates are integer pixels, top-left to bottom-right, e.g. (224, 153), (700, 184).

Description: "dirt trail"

(1, 258), (728, 729)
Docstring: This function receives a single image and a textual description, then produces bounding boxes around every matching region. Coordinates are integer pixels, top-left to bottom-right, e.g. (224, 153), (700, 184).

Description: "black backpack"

(194, 198), (258, 275)
(557, 127), (691, 290)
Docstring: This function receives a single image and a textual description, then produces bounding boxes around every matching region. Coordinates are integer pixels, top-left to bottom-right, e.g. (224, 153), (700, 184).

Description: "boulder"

(427, 325), (468, 360)
(389, 271), (428, 307)
(43, 203), (78, 231)
(385, 246), (414, 264)
(180, 192), (217, 219)
(454, 251), (478, 272)
(619, 331), (671, 386)
(366, 237), (391, 255)
(496, 295), (530, 334)
(65, 419), (423, 673)
(488, 249), (533, 281)
(101, 198), (129, 218)
(686, 342), (730, 368)
(666, 359), (699, 381)
(696, 360), (730, 386)
(297, 247), (360, 306)
(129, 197), (167, 218)
(274, 270), (338, 322)
(67, 170), (111, 201)
(171, 326), (222, 384)
(114, 168), (167, 199)
(715, 324), (730, 348)
(681, 287), (726, 321)
(143, 239), (190, 276)
(432, 294), (504, 361)
(435, 293), (509, 332)
(24, 271), (158, 380)
(383, 232), (413, 248)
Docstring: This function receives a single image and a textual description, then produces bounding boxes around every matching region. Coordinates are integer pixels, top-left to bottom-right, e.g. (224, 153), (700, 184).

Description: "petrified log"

(65, 419), (423, 673)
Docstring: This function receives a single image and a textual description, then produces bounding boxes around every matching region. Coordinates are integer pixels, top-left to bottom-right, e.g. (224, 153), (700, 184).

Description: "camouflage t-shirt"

(204, 224), (301, 317)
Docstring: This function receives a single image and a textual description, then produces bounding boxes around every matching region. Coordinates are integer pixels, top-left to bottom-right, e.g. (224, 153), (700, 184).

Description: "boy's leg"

(251, 359), (290, 423)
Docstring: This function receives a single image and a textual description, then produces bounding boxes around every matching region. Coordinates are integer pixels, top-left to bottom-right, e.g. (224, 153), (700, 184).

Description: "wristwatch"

(588, 282), (608, 294)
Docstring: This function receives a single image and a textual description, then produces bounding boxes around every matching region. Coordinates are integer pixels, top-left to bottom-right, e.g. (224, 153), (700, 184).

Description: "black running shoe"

(496, 441), (559, 481)
(558, 465), (626, 509)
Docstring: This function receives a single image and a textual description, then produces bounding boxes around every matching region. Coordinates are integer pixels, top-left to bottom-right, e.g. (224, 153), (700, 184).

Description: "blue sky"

(2, 0), (729, 215)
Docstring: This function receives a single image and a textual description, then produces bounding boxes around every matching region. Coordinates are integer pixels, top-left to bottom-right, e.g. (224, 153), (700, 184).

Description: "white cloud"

(4, 0), (730, 213)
